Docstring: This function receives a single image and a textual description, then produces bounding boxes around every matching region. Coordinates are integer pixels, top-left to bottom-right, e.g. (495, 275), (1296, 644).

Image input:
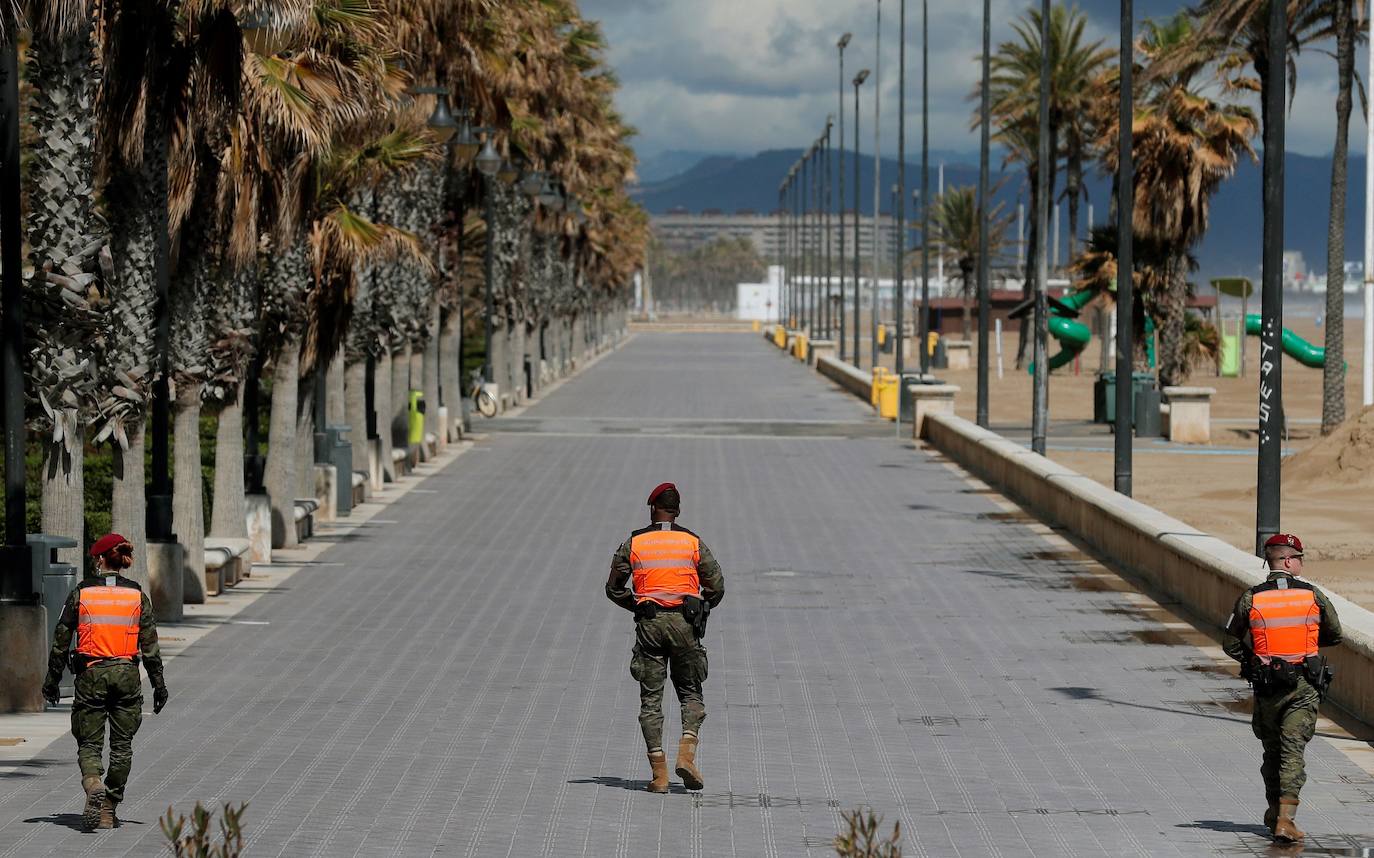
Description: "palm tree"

(1321, 0), (1357, 434)
(984, 3), (1113, 367)
(925, 186), (1013, 339)
(1103, 14), (1258, 386)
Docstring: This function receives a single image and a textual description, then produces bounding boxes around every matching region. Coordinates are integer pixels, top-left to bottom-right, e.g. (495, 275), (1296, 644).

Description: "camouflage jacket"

(1222, 571), (1342, 664)
(44, 574), (166, 689)
(606, 523), (725, 613)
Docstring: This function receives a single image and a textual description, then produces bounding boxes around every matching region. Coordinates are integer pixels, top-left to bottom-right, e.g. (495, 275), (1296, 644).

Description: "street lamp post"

(475, 132), (501, 384)
(824, 119), (833, 340)
(1114, 0), (1135, 493)
(895, 0), (907, 380)
(853, 70), (869, 368)
(803, 149), (811, 332)
(976, 0), (992, 427)
(919, 0), (931, 376)
(838, 34), (852, 361)
(0, 37), (29, 598)
(1031, 0), (1051, 456)
(1255, 0), (1287, 552)
(871, 0), (883, 371)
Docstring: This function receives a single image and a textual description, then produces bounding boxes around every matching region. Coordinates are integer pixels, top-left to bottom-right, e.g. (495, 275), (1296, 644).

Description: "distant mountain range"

(631, 148), (1367, 284)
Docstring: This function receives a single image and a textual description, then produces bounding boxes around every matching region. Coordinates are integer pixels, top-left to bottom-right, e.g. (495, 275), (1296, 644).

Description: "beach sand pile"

(1283, 405), (1374, 486)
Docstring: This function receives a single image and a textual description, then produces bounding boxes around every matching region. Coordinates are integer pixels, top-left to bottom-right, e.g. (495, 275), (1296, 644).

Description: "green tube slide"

(1243, 313), (1325, 369)
(1028, 288), (1095, 374)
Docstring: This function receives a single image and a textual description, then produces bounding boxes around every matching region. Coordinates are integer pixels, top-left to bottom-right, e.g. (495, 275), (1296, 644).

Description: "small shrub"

(161, 801), (248, 857)
(834, 807), (902, 858)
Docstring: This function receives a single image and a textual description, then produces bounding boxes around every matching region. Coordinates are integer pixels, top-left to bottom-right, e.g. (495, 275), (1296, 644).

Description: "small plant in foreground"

(834, 807), (902, 857)
(161, 801), (248, 857)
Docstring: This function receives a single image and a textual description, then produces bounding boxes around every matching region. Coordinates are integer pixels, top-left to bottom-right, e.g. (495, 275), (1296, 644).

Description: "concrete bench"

(815, 354), (873, 402)
(1162, 386), (1215, 444)
(390, 446), (409, 477)
(424, 431), (438, 458)
(806, 339), (836, 367)
(907, 383), (961, 439)
(293, 498), (319, 541)
(205, 537), (251, 593)
(945, 340), (973, 370)
(351, 471), (367, 506)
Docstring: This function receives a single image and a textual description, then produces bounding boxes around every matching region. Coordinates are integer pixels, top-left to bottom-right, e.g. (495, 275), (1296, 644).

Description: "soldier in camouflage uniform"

(607, 483), (724, 793)
(42, 534), (169, 831)
(1222, 533), (1341, 843)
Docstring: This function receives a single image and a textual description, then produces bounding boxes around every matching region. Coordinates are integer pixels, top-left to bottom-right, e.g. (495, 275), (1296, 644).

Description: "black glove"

(41, 682), (58, 707)
(153, 685), (169, 714)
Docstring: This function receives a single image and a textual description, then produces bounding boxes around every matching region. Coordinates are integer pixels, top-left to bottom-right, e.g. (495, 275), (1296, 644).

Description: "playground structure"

(1213, 277), (1329, 375)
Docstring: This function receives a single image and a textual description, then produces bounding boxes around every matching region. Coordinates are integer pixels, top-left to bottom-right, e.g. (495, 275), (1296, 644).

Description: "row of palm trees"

(15, 0), (647, 575)
(963, 0), (1358, 432)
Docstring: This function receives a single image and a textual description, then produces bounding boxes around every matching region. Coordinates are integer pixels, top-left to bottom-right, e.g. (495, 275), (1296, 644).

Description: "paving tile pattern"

(1, 333), (1373, 856)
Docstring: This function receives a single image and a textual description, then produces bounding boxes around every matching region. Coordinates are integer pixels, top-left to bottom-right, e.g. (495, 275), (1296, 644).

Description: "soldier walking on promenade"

(1223, 533), (1342, 843)
(606, 483), (724, 793)
(41, 533), (170, 830)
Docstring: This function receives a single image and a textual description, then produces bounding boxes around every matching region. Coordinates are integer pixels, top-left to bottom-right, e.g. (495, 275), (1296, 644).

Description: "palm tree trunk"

(173, 382), (206, 604)
(961, 260), (975, 340)
(345, 359), (369, 476)
(1158, 256), (1189, 387)
(295, 378), (315, 500)
(110, 420), (147, 586)
(375, 348), (395, 481)
(265, 338), (300, 549)
(1016, 179), (1038, 369)
(1066, 143), (1083, 264)
(210, 387), (247, 539)
(327, 351), (345, 426)
(1322, 0), (1355, 435)
(41, 442), (85, 565)
(423, 303), (441, 442)
(439, 309), (461, 441)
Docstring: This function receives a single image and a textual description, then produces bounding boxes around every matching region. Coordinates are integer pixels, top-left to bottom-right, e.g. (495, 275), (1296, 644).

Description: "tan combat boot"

(1263, 796), (1279, 833)
(1273, 797), (1304, 843)
(646, 751), (669, 793)
(81, 776), (104, 831)
(98, 796), (117, 830)
(674, 734), (704, 791)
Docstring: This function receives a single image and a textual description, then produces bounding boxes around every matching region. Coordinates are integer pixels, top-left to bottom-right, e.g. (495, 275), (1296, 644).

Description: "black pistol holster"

(682, 596), (709, 639)
(1251, 657), (1300, 696)
(1304, 654), (1334, 699)
(634, 601), (659, 622)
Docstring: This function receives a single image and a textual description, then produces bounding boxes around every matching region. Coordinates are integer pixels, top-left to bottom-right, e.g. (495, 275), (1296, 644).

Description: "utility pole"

(1114, 0), (1135, 495)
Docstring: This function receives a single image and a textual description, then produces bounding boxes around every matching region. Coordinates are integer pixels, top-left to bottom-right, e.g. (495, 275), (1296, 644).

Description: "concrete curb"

(816, 354), (871, 401)
(924, 410), (1374, 727)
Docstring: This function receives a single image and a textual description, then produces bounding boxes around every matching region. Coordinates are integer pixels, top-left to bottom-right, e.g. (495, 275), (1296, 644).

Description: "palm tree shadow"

(567, 775), (691, 795)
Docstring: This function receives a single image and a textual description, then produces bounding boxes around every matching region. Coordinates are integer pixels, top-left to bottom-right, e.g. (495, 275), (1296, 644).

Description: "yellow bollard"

(797, 333), (809, 362)
(774, 325), (786, 348)
(877, 324), (887, 347)
(927, 331), (939, 356)
(877, 374), (900, 420)
(752, 320), (761, 332)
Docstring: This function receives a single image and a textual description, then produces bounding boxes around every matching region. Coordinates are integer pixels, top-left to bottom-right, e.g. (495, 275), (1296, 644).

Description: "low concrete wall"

(924, 411), (1374, 727)
(816, 354), (872, 403)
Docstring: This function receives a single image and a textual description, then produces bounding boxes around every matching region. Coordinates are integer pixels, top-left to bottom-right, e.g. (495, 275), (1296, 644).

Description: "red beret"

(89, 533), (131, 558)
(647, 482), (678, 506)
(1264, 533), (1303, 554)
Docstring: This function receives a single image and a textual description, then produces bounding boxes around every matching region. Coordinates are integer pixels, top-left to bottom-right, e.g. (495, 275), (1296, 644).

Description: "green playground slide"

(1028, 288), (1095, 374)
(1243, 313), (1325, 368)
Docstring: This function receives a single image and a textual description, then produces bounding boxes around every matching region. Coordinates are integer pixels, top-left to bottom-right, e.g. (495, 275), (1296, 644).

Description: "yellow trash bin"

(877, 374), (900, 420)
(927, 331), (940, 356)
(870, 367), (887, 406)
(877, 324), (887, 347)
(796, 334), (808, 362)
(752, 320), (761, 332)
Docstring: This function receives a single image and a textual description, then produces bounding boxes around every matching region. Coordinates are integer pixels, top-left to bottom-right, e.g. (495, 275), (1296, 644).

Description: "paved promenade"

(3, 332), (1374, 856)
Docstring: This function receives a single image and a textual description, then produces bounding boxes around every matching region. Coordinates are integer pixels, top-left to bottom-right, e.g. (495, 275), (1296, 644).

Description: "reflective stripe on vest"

(76, 586), (142, 660)
(1249, 586), (1320, 663)
(630, 526), (701, 607)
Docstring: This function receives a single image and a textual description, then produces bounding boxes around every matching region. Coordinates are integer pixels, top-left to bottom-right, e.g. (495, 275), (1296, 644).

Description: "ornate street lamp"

(474, 135), (502, 178)
(453, 111), (481, 164)
(519, 169), (545, 197)
(414, 86), (457, 143)
(496, 157), (520, 186)
(538, 178), (564, 210)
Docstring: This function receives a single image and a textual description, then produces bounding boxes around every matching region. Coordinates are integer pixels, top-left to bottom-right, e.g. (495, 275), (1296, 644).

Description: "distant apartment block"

(650, 209), (902, 266)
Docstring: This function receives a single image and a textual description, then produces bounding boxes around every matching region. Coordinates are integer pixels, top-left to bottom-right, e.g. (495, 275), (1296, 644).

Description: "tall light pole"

(801, 152), (810, 332)
(854, 69), (870, 368)
(1031, 0), (1051, 456)
(1255, 0), (1286, 553)
(1114, 0), (1135, 494)
(777, 182), (786, 325)
(0, 36), (29, 597)
(476, 132), (501, 383)
(895, 0), (907, 379)
(838, 34), (852, 361)
(919, 0), (931, 375)
(871, 0), (883, 370)
(824, 120), (833, 339)
(975, 0), (992, 427)
(1365, 0), (1374, 407)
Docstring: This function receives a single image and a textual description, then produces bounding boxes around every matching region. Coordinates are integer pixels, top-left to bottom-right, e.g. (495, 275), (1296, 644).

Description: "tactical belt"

(74, 655), (138, 672)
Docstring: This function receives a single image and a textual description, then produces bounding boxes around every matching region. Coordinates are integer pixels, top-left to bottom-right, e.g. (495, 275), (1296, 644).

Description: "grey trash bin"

(326, 425), (353, 516)
(1134, 386), (1162, 437)
(29, 533), (78, 696)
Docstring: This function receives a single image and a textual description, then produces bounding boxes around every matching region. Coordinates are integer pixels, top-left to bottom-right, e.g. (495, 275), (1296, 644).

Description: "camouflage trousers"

(1252, 677), (1320, 799)
(630, 612), (708, 752)
(72, 663), (144, 804)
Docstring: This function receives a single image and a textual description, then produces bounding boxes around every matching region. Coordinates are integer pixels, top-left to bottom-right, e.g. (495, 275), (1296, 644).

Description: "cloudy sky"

(578, 0), (1367, 164)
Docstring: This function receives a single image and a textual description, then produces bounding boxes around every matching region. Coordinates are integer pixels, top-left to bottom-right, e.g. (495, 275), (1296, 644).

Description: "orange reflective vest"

(630, 524), (701, 608)
(76, 585), (142, 660)
(1249, 580), (1320, 664)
